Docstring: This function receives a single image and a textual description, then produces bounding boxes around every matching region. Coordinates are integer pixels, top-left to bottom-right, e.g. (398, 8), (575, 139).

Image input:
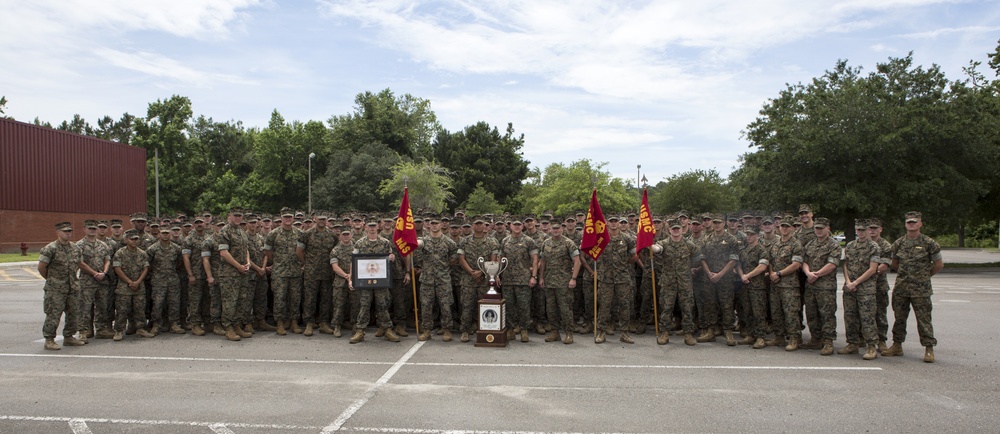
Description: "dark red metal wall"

(1, 118), (147, 214)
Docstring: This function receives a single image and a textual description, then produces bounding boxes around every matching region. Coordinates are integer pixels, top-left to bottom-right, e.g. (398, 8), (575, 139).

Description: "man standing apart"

(800, 217), (841, 355)
(38, 222), (87, 350)
(884, 212), (943, 363)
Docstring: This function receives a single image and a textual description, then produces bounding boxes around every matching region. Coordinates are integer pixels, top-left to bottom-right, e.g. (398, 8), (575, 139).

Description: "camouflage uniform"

(76, 237), (111, 335)
(247, 230), (268, 324)
(872, 236), (893, 343)
(329, 241), (357, 329)
(113, 246), (149, 331)
(653, 237), (703, 335)
(802, 236), (841, 341)
(415, 235), (458, 332)
(353, 235), (396, 330)
(301, 226), (337, 326)
(597, 233), (636, 333)
(526, 228), (550, 330)
(768, 236), (804, 340)
(201, 235), (224, 326)
(217, 223), (251, 328)
(687, 232), (711, 331)
(40, 239), (82, 339)
(499, 233), (538, 330)
(739, 241), (769, 339)
(457, 234), (500, 333)
(579, 254), (596, 327)
(701, 231), (740, 331)
(539, 235), (578, 333)
(182, 230), (209, 327)
(890, 234), (942, 347)
(146, 240), (182, 326)
(843, 238), (880, 346)
(265, 226), (304, 324)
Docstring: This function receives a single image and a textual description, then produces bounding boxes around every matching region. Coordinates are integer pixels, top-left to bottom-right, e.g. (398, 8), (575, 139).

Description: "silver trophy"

(477, 257), (508, 298)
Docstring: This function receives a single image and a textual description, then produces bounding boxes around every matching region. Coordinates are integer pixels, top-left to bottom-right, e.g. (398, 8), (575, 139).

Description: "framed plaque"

(352, 254), (392, 289)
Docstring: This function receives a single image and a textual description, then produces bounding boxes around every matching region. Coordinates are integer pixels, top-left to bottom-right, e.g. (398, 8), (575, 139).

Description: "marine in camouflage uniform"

(800, 217), (842, 354)
(687, 216), (711, 339)
(524, 217), (550, 334)
(384, 217), (412, 337)
(329, 229), (356, 337)
(457, 218), (500, 341)
(635, 217), (665, 333)
(299, 214), (338, 335)
(578, 251), (596, 334)
(840, 219), (881, 359)
(76, 220), (112, 339)
(217, 211), (252, 340)
(867, 218), (893, 350)
(146, 228), (184, 334)
(538, 223), (580, 344)
(596, 217), (637, 344)
(736, 226), (769, 348)
(350, 222), (400, 343)
(651, 219), (705, 346)
(38, 222), (85, 349)
(499, 220), (539, 342)
(698, 214), (740, 344)
(113, 230), (154, 340)
(884, 212), (943, 363)
(182, 217), (210, 335)
(414, 218), (459, 341)
(202, 222), (227, 335)
(264, 208), (305, 335)
(245, 214), (272, 332)
(766, 217), (804, 350)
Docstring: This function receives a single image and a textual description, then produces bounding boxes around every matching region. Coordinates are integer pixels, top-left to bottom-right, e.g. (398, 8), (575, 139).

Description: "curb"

(0, 261), (37, 270)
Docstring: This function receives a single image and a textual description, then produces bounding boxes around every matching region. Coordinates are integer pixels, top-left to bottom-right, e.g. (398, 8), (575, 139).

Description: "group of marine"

(37, 204), (942, 363)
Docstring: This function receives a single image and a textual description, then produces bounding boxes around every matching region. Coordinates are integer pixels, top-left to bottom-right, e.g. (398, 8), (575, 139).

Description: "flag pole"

(593, 260), (598, 338)
(649, 248), (659, 337)
(410, 255), (419, 335)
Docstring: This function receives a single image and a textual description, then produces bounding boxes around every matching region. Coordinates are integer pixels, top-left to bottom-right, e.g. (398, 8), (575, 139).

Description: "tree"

(328, 89), (441, 158)
(523, 159), (638, 217)
(648, 169), (738, 215)
(56, 114), (92, 135)
(378, 161), (454, 213)
(432, 122), (530, 210)
(0, 96), (7, 117)
(92, 113), (137, 145)
(132, 95), (196, 216)
(462, 183), (504, 215)
(243, 110), (331, 213)
(312, 142), (402, 214)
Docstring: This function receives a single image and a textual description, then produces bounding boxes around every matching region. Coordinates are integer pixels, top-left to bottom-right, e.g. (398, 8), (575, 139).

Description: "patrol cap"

(183, 221), (193, 227)
(762, 216), (774, 225)
(727, 215), (739, 222)
(294, 211), (304, 218)
(462, 222), (471, 228)
(55, 221), (73, 231)
(712, 213), (724, 223)
(690, 219), (702, 226)
(125, 229), (140, 239)
(84, 219), (99, 229)
(905, 211), (922, 223)
(316, 211), (330, 220)
(129, 212), (147, 222)
(779, 216), (793, 227)
(745, 225), (760, 235)
(280, 207), (295, 217)
(366, 220), (377, 226)
(170, 223), (182, 230)
(246, 213), (258, 223)
(607, 216), (621, 222)
(653, 217), (663, 223)
(523, 215), (536, 222)
(230, 207), (243, 217)
(193, 216), (205, 223)
(98, 220), (110, 228)
(855, 219), (869, 229)
(159, 228), (170, 234)
(564, 216), (576, 222)
(201, 210), (212, 217)
(742, 212), (754, 220)
(813, 217), (830, 229)
(292, 221), (302, 227)
(303, 218), (313, 224)
(110, 219), (123, 227)
(413, 217), (424, 223)
(216, 220), (226, 227)
(867, 218), (882, 228)
(799, 204), (813, 214)
(677, 210), (690, 218)
(668, 219), (681, 229)
(340, 228), (352, 235)
(149, 222), (159, 229)
(260, 215), (272, 222)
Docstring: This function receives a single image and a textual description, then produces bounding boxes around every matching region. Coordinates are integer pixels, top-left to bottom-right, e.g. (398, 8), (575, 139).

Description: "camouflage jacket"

(540, 235), (579, 288)
(183, 231), (208, 279)
(803, 237), (841, 290)
(739, 242), (769, 291)
(891, 234), (942, 297)
(247, 231), (265, 269)
(844, 238), (880, 284)
(265, 226), (304, 278)
(597, 233), (635, 284)
(767, 236), (803, 289)
(416, 235), (458, 285)
(702, 231), (739, 282)
(201, 236), (223, 280)
(113, 247), (148, 295)
(146, 241), (182, 286)
(39, 240), (81, 290)
(330, 242), (354, 287)
(653, 237), (703, 283)
(216, 223), (250, 278)
(354, 235), (395, 280)
(873, 236), (892, 287)
(76, 238), (111, 286)
(458, 234), (500, 286)
(302, 226), (338, 281)
(499, 234), (538, 285)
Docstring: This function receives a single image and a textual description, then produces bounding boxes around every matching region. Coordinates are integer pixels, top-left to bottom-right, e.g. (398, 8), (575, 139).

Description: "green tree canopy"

(379, 161), (455, 214)
(648, 169), (738, 215)
(523, 159), (638, 217)
(328, 88), (441, 158)
(462, 183), (504, 215)
(432, 121), (529, 210)
(313, 142), (402, 214)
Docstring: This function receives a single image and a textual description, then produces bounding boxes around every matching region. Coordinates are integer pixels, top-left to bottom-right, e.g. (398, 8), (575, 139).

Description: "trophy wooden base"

(475, 330), (508, 347)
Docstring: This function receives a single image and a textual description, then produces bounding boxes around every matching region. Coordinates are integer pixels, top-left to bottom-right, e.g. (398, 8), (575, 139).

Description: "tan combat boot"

(418, 330), (431, 341)
(684, 333), (697, 346)
(44, 338), (60, 350)
(276, 321), (287, 336)
(170, 322), (186, 334)
(657, 331), (670, 345)
(696, 329), (715, 343)
(460, 332), (470, 342)
(125, 321), (137, 335)
(319, 322), (335, 334)
(290, 320), (304, 334)
(225, 325), (241, 341)
(256, 319), (277, 331)
(544, 331), (560, 342)
(765, 335), (786, 347)
(785, 336), (800, 351)
(594, 330), (606, 344)
(520, 329), (529, 343)
(838, 343), (859, 355)
(333, 325), (341, 338)
(304, 323), (314, 336)
(752, 337), (766, 349)
(882, 342), (903, 356)
(738, 335), (755, 345)
(725, 330), (736, 346)
(395, 325), (408, 337)
(506, 329), (515, 340)
(878, 340), (889, 353)
(191, 324), (206, 336)
(442, 330), (453, 342)
(619, 332), (634, 344)
(96, 327), (116, 339)
(147, 323), (160, 337)
(563, 331), (573, 344)
(349, 329), (365, 344)
(374, 327), (385, 337)
(235, 324), (252, 338)
(243, 323), (255, 334)
(820, 339), (834, 356)
(384, 328), (400, 342)
(137, 328), (156, 338)
(112, 331), (124, 341)
(863, 344), (878, 360)
(212, 323), (225, 336)
(800, 337), (822, 350)
(924, 346), (935, 363)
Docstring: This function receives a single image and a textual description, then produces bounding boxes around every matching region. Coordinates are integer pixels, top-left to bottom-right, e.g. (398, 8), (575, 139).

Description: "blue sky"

(2, 1), (998, 185)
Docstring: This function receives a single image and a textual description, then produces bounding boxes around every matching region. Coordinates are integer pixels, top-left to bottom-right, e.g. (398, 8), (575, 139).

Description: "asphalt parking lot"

(1, 254), (998, 433)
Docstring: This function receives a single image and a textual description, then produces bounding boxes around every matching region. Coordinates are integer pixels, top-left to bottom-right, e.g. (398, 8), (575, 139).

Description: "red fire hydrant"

(20, 242), (28, 256)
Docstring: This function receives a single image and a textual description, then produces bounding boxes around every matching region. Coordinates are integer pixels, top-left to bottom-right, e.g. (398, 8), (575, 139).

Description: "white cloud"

(900, 25), (1000, 39)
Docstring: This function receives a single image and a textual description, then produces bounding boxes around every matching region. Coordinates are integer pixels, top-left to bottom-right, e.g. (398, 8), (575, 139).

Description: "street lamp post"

(308, 152), (316, 213)
(636, 164), (641, 190)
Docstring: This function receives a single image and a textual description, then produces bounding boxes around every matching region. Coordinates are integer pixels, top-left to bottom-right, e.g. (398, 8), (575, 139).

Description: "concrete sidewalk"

(0, 261), (35, 270)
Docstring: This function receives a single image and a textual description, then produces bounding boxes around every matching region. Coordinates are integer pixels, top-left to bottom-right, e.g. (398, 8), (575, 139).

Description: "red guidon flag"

(393, 188), (418, 256)
(580, 189), (610, 261)
(636, 189), (655, 254)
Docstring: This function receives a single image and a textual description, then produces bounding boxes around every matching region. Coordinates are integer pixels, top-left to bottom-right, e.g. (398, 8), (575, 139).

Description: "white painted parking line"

(939, 300), (971, 303)
(68, 418), (92, 434)
(322, 341), (425, 433)
(0, 415), (316, 430)
(209, 422), (237, 434)
(0, 353), (393, 366)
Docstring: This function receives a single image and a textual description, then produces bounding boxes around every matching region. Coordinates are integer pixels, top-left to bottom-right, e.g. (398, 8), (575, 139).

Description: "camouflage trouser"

(875, 274), (890, 342)
(659, 275), (696, 334)
(78, 281), (111, 333)
(356, 287), (393, 330)
(747, 288), (768, 338)
(149, 280), (182, 324)
(43, 288), (79, 339)
(330, 283), (352, 327)
(597, 281), (632, 332)
(390, 278), (410, 327)
(218, 275), (250, 328)
(531, 282), (548, 327)
(843, 282), (877, 345)
(544, 285), (574, 333)
(712, 279), (737, 331)
(580, 276), (595, 324)
(209, 281), (222, 324)
(419, 280), (454, 332)
(803, 286), (838, 341)
(735, 280), (751, 332)
(243, 275), (260, 324)
(693, 276), (715, 330)
(776, 285), (803, 340)
(187, 278), (210, 326)
(114, 292), (146, 332)
(460, 280), (490, 333)
(302, 277), (331, 324)
(638, 269), (658, 324)
(504, 284), (531, 329)
(177, 271), (189, 325)
(253, 275), (269, 321)
(768, 284), (786, 337)
(891, 294), (936, 347)
(271, 276), (302, 322)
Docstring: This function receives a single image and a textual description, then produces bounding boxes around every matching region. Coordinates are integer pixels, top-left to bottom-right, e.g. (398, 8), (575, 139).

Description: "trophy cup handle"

(497, 257), (509, 276)
(477, 257), (486, 274)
